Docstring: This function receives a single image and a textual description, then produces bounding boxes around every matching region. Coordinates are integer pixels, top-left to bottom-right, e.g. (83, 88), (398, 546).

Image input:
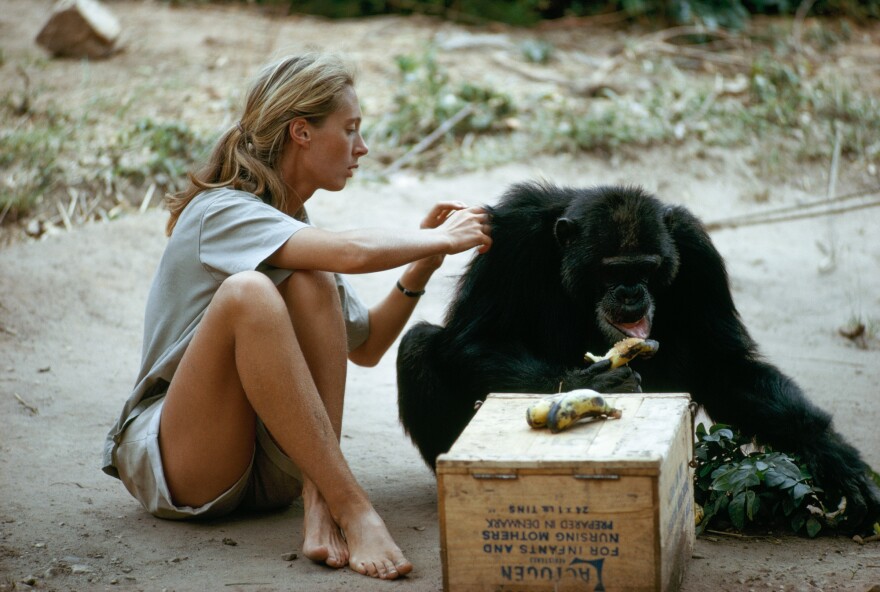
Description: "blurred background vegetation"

(167, 0), (880, 27)
(2, 0), (879, 239)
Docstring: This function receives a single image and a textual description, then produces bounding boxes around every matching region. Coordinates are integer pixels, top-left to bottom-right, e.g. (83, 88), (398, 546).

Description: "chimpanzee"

(396, 181), (879, 532)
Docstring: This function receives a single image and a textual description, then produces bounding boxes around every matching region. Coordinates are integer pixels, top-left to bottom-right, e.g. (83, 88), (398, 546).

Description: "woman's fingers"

(439, 206), (492, 254)
(420, 200), (468, 229)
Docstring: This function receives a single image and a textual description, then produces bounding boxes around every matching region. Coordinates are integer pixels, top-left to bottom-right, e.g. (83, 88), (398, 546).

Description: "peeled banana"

(584, 337), (660, 369)
(543, 390), (622, 433)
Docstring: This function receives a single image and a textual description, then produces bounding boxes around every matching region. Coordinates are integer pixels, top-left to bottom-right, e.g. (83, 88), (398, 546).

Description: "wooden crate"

(437, 393), (694, 592)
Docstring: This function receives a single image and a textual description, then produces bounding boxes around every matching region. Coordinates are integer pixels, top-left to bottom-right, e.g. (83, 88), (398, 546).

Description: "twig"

(705, 529), (749, 538)
(67, 188), (79, 220)
(55, 198), (73, 231)
(139, 183), (156, 213)
(383, 104), (475, 175)
(826, 124), (842, 201)
(82, 193), (103, 221)
(853, 533), (880, 544)
(14, 393), (38, 415)
(0, 201), (13, 226)
(793, 0), (819, 56)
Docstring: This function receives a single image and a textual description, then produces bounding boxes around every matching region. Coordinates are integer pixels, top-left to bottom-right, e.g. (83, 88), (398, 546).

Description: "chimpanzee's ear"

(554, 217), (579, 247)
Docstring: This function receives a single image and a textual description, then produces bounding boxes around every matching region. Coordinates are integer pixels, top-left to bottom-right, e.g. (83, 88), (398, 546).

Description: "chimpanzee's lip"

(611, 316), (651, 339)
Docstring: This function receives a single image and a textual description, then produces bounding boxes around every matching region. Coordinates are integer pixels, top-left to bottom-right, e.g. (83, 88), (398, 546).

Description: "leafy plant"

(113, 117), (214, 189)
(694, 423), (847, 537)
(366, 50), (515, 155)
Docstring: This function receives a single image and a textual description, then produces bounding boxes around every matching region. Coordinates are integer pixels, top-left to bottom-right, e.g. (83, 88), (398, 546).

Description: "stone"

(35, 0), (121, 59)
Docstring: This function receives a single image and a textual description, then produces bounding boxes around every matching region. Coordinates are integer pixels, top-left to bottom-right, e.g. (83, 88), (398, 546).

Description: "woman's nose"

(355, 133), (369, 156)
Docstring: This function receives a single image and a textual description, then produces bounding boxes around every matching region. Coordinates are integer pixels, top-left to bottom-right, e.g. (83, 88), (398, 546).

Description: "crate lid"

(436, 392), (692, 473)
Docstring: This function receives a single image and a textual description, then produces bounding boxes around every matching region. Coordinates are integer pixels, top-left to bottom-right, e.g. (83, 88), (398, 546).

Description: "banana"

(584, 337), (660, 369)
(525, 394), (564, 428)
(546, 390), (622, 433)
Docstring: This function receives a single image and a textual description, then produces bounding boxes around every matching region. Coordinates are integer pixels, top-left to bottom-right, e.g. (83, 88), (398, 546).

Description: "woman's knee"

(216, 271), (286, 317)
(281, 270), (341, 313)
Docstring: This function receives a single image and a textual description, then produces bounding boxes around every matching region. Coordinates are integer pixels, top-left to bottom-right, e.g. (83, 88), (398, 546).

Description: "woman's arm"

(347, 259), (439, 367)
(347, 201), (480, 367)
(265, 205), (490, 274)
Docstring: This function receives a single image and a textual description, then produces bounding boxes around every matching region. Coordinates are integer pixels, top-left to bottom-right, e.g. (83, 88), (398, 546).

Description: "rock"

(35, 0), (121, 59)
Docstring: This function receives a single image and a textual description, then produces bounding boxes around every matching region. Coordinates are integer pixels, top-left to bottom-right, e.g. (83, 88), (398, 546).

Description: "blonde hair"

(165, 53), (355, 235)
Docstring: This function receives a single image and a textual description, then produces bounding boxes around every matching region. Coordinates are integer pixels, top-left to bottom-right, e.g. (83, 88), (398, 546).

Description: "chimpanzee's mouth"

(610, 316), (651, 339)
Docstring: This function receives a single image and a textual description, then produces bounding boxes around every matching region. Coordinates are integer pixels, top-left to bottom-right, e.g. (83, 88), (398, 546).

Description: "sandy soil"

(1, 2), (880, 591)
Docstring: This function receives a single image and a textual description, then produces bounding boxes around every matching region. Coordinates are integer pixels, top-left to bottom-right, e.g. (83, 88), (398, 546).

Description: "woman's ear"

(289, 119), (310, 148)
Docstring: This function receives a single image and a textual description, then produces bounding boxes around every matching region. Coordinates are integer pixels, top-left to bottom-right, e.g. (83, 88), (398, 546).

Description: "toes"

(325, 553), (346, 569)
(377, 560), (399, 580)
(350, 560), (368, 576)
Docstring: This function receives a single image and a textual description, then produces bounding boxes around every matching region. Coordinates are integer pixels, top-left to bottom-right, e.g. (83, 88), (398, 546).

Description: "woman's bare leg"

(158, 271), (412, 579)
(277, 272), (349, 568)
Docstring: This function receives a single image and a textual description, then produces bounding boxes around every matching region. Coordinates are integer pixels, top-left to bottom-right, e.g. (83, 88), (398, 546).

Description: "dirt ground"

(1, 1), (880, 591)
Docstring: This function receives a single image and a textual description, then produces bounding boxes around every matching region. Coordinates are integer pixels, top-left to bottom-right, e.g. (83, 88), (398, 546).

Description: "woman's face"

(298, 85), (369, 195)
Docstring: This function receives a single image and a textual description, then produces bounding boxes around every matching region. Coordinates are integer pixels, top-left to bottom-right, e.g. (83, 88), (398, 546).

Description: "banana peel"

(584, 337), (660, 369)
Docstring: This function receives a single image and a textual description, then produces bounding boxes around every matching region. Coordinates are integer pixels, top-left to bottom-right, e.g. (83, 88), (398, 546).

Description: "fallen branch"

(383, 104), (475, 176)
(704, 187), (880, 231)
(639, 26), (749, 68)
(491, 51), (623, 97)
(14, 393), (38, 415)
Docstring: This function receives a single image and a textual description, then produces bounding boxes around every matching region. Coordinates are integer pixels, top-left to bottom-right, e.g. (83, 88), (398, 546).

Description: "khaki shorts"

(113, 396), (303, 520)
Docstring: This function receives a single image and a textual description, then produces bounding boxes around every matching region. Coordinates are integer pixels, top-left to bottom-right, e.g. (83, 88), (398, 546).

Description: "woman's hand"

(434, 203), (492, 256)
(412, 201), (491, 272)
(419, 201), (468, 230)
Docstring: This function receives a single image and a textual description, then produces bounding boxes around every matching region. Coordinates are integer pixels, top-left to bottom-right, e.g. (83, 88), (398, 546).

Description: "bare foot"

(302, 483), (349, 568)
(339, 505), (413, 580)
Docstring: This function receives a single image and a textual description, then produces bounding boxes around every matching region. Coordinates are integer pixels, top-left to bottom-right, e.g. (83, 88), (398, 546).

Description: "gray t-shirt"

(102, 188), (370, 478)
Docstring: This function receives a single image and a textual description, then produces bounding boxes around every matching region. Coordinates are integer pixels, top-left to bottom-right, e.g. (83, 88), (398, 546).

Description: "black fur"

(397, 181), (880, 533)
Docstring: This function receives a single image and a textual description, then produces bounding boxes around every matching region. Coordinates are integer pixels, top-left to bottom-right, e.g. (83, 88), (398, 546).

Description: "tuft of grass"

(112, 117), (215, 189)
(365, 49), (516, 163)
(0, 108), (68, 219)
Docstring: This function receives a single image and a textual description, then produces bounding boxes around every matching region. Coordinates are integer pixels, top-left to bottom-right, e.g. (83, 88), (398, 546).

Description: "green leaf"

(746, 490), (760, 520)
(729, 491), (747, 529)
(805, 517), (822, 538)
(791, 512), (806, 532)
(791, 483), (812, 504)
(775, 457), (802, 480)
(719, 466), (761, 494)
(764, 468), (787, 488)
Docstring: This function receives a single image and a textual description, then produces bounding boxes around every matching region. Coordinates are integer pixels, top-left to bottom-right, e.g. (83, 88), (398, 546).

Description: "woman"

(101, 53), (491, 580)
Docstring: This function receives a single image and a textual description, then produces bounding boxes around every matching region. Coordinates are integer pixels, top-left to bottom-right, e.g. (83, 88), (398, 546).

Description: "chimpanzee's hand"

(561, 363), (641, 394)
